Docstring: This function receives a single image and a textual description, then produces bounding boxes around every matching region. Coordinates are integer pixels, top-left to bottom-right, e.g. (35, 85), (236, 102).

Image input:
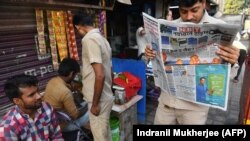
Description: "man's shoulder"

(1, 107), (19, 126)
(46, 77), (59, 86)
(46, 77), (67, 89)
(40, 102), (55, 115)
(84, 29), (102, 40)
(206, 16), (225, 24)
(48, 76), (61, 82)
(82, 34), (102, 47)
(173, 18), (181, 23)
(42, 101), (53, 109)
(0, 121), (16, 139)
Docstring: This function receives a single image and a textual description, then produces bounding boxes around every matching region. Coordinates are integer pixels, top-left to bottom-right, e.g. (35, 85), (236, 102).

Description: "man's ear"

(69, 71), (74, 77)
(75, 25), (80, 31)
(69, 71), (76, 81)
(13, 98), (20, 105)
(202, 0), (206, 8)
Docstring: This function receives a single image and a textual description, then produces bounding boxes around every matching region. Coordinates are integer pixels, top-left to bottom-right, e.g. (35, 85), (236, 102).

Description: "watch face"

(230, 63), (239, 80)
(234, 63), (239, 68)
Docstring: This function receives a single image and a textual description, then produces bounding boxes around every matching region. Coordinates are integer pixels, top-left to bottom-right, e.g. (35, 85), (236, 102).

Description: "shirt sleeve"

(62, 91), (79, 119)
(84, 38), (102, 64)
(0, 125), (19, 141)
(205, 86), (209, 94)
(49, 108), (64, 140)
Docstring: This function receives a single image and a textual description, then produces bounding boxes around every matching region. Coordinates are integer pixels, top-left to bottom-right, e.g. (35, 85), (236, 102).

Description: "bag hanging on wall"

(114, 72), (142, 101)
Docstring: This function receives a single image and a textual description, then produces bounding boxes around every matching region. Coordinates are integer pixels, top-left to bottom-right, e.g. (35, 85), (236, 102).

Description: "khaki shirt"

(81, 28), (113, 102)
(43, 76), (79, 119)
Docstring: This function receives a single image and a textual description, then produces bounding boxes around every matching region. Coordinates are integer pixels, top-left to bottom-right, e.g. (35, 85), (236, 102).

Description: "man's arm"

(62, 92), (79, 119)
(50, 109), (64, 140)
(0, 125), (19, 141)
(91, 63), (105, 116)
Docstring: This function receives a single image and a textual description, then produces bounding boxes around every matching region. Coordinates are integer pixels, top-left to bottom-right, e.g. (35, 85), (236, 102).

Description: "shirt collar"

(57, 76), (68, 87)
(84, 28), (100, 38)
(15, 104), (42, 119)
(199, 10), (210, 23)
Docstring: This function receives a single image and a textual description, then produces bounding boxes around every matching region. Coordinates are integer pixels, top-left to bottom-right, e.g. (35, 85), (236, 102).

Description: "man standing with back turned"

(73, 11), (114, 141)
(145, 0), (240, 124)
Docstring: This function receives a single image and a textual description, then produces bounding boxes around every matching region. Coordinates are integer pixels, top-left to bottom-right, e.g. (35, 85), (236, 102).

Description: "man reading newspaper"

(145, 0), (240, 125)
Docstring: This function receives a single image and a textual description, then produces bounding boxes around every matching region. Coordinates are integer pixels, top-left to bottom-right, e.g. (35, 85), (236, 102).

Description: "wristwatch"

(232, 62), (239, 68)
(230, 62), (239, 79)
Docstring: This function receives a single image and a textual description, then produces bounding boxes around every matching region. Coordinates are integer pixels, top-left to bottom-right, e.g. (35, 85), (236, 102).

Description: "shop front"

(0, 0), (112, 120)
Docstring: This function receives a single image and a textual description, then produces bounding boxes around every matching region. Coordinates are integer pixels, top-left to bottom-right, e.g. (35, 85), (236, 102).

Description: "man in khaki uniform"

(73, 11), (114, 141)
(145, 0), (240, 124)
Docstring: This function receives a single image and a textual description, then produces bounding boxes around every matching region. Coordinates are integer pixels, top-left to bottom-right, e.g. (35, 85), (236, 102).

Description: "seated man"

(43, 58), (89, 132)
(0, 74), (63, 140)
(71, 74), (88, 113)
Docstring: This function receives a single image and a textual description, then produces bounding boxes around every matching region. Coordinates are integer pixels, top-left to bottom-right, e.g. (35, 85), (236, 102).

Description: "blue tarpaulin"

(112, 57), (146, 123)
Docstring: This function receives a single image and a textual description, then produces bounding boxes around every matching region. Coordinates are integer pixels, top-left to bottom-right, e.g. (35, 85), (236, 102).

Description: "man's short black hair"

(176, 0), (203, 7)
(4, 74), (38, 102)
(200, 77), (206, 81)
(58, 58), (80, 76)
(73, 11), (93, 26)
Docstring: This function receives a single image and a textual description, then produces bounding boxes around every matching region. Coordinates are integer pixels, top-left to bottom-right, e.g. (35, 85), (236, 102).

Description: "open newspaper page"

(143, 13), (240, 110)
(142, 12), (170, 93)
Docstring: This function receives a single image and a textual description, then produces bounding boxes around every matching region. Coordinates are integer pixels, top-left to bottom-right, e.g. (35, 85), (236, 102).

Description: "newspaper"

(143, 12), (241, 110)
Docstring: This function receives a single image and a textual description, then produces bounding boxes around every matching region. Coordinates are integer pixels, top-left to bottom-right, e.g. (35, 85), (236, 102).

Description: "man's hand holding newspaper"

(216, 45), (239, 64)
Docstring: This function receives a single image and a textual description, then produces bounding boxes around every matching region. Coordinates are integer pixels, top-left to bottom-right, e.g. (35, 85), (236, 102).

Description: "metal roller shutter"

(0, 4), (82, 119)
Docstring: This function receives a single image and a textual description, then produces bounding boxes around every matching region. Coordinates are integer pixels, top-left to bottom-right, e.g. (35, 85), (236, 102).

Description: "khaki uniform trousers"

(88, 99), (113, 141)
(154, 101), (209, 125)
